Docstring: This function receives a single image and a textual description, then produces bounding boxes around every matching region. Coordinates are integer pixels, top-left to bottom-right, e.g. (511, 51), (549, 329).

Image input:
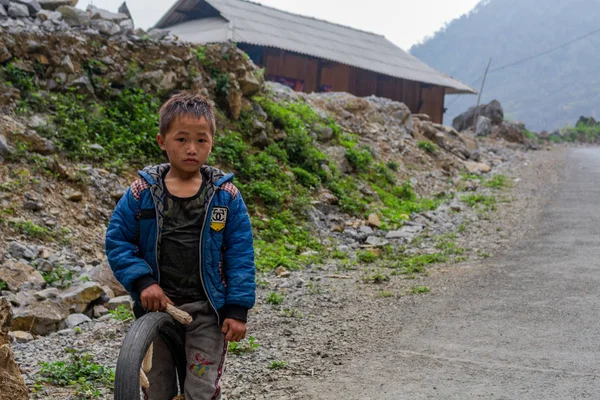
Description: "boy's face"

(157, 115), (214, 174)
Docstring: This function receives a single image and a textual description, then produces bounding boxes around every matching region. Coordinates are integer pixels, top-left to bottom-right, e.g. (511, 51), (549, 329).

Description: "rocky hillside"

(411, 0), (600, 131)
(0, 2), (546, 399)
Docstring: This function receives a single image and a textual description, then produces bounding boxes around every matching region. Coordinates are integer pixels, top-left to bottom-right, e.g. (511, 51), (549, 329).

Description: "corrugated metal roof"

(156, 0), (476, 94)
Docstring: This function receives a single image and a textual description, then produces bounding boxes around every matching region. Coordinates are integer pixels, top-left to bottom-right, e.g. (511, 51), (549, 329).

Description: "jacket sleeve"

(221, 192), (256, 321)
(105, 188), (156, 294)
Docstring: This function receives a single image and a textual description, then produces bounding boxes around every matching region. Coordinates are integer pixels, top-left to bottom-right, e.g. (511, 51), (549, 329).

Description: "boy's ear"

(156, 133), (166, 151)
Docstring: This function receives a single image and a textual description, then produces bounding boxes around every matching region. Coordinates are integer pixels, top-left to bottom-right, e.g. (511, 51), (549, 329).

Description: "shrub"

(417, 140), (438, 154)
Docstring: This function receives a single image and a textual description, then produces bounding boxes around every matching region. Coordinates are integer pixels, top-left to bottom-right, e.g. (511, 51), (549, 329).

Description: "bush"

(417, 140), (438, 154)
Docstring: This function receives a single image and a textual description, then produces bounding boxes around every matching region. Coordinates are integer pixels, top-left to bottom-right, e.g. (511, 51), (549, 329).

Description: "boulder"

(88, 6), (128, 22)
(14, 0), (41, 14)
(8, 3), (29, 17)
(0, 260), (45, 291)
(118, 1), (131, 18)
(57, 5), (90, 26)
(64, 313), (91, 328)
(11, 299), (69, 335)
(67, 75), (94, 95)
(452, 100), (504, 132)
(0, 135), (9, 159)
(367, 213), (381, 228)
(58, 282), (105, 313)
(475, 116), (492, 137)
(38, 0), (73, 10)
(365, 236), (389, 247)
(0, 116), (56, 155)
(90, 19), (121, 36)
(88, 262), (127, 297)
(37, 8), (61, 21)
(464, 161), (492, 174)
(106, 295), (133, 311)
(0, 298), (28, 400)
(10, 330), (34, 343)
(238, 70), (261, 97)
(0, 4), (7, 17)
(494, 121), (527, 144)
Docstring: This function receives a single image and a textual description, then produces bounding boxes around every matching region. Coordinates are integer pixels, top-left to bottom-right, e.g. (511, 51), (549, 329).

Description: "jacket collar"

(138, 164), (234, 188)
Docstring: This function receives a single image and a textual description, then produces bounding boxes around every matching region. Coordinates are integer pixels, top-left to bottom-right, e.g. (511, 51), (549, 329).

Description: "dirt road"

(298, 149), (600, 399)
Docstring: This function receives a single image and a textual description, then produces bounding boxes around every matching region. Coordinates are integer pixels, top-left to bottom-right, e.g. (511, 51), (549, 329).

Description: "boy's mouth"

(184, 158), (199, 163)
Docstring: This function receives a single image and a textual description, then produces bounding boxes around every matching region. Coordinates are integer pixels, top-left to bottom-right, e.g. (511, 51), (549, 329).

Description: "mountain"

(411, 0), (600, 131)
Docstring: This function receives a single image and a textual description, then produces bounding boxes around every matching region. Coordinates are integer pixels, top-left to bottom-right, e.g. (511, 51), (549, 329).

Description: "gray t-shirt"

(159, 180), (208, 301)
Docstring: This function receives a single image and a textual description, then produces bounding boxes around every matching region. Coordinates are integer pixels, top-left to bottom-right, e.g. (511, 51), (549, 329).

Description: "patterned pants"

(144, 301), (228, 400)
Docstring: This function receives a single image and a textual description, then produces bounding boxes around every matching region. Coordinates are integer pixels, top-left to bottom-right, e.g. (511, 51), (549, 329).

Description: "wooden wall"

(260, 47), (446, 123)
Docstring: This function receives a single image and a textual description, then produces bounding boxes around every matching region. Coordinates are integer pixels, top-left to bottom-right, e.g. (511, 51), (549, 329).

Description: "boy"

(105, 91), (256, 400)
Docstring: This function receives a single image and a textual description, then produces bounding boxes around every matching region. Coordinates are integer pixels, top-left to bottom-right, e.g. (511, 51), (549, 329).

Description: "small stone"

(107, 295), (133, 311)
(365, 236), (389, 247)
(331, 224), (345, 233)
(22, 201), (44, 211)
(0, 135), (9, 159)
(38, 0), (72, 11)
(59, 282), (106, 313)
(0, 4), (7, 17)
(34, 287), (59, 300)
(358, 226), (374, 235)
(367, 213), (381, 228)
(12, 300), (69, 335)
(66, 191), (83, 202)
(37, 8), (61, 21)
(88, 5), (128, 22)
(8, 3), (30, 18)
(60, 55), (75, 73)
(14, 0), (41, 14)
(67, 76), (94, 96)
(283, 329), (293, 337)
(275, 266), (291, 278)
(119, 18), (134, 33)
(88, 143), (104, 151)
(91, 19), (121, 35)
(10, 330), (35, 343)
(464, 161), (491, 174)
(57, 5), (90, 26)
(64, 313), (91, 329)
(92, 305), (109, 318)
(8, 241), (36, 260)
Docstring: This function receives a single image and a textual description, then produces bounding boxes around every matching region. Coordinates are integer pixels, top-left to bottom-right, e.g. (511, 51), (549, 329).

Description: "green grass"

(357, 250), (378, 264)
(484, 174), (510, 189)
(417, 140), (439, 154)
(0, 280), (7, 290)
(37, 348), (114, 398)
(265, 291), (284, 305)
(268, 360), (287, 370)
(361, 269), (391, 284)
(228, 336), (260, 355)
(394, 253), (448, 275)
(41, 264), (73, 288)
(411, 285), (431, 294)
(108, 305), (134, 322)
(377, 291), (394, 298)
(460, 194), (497, 211)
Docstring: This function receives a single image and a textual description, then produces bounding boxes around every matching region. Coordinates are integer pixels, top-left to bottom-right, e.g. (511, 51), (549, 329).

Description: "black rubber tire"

(114, 312), (186, 400)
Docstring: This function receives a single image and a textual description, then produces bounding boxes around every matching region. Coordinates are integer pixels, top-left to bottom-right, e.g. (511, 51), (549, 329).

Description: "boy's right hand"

(140, 284), (173, 312)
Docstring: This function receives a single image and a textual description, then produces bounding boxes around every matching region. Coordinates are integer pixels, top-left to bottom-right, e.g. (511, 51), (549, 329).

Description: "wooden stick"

(140, 369), (150, 389)
(142, 343), (153, 373)
(166, 304), (193, 325)
(324, 274), (352, 279)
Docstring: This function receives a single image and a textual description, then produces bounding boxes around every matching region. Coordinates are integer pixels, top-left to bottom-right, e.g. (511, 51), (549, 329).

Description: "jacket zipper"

(200, 189), (219, 323)
(150, 187), (161, 285)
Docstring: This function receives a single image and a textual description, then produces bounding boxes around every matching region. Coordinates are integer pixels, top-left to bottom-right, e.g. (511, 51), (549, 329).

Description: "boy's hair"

(159, 91), (216, 136)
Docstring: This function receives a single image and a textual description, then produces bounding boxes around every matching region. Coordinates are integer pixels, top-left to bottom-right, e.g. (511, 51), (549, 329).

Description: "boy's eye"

(176, 138), (185, 142)
(199, 139), (207, 143)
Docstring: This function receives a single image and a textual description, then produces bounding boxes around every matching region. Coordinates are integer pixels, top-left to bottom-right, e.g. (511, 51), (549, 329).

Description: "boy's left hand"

(222, 318), (246, 342)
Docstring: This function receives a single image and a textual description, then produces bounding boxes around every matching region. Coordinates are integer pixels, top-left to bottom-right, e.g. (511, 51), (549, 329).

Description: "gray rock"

(64, 313), (91, 328)
(22, 200), (44, 211)
(358, 226), (374, 235)
(38, 259), (53, 272)
(67, 75), (94, 95)
(36, 8), (60, 20)
(0, 4), (7, 17)
(118, 1), (131, 18)
(119, 18), (133, 33)
(386, 225), (423, 239)
(9, 241), (36, 260)
(34, 287), (59, 300)
(475, 116), (492, 137)
(107, 295), (133, 311)
(90, 19), (120, 35)
(57, 5), (90, 26)
(87, 143), (104, 152)
(365, 236), (389, 247)
(60, 54), (74, 73)
(0, 135), (9, 158)
(88, 6), (128, 22)
(14, 0), (41, 14)
(92, 305), (109, 318)
(38, 0), (71, 10)
(148, 28), (169, 40)
(8, 3), (29, 17)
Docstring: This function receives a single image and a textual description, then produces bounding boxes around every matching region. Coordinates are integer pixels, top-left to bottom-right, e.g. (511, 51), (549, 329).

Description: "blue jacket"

(105, 164), (256, 323)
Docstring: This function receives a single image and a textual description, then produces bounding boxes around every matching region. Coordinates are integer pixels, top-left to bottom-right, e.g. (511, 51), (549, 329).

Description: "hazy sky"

(77, 0), (481, 50)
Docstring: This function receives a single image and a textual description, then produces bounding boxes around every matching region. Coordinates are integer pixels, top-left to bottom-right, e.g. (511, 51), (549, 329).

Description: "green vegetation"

(268, 360), (287, 370)
(484, 174), (510, 189)
(108, 305), (134, 322)
(37, 349), (114, 398)
(461, 194), (497, 211)
(228, 336), (260, 355)
(361, 268), (391, 284)
(417, 140), (438, 154)
(0, 280), (7, 290)
(9, 220), (50, 239)
(411, 285), (431, 294)
(41, 264), (73, 288)
(265, 291), (284, 305)
(357, 250), (378, 264)
(281, 307), (303, 318)
(377, 291), (394, 298)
